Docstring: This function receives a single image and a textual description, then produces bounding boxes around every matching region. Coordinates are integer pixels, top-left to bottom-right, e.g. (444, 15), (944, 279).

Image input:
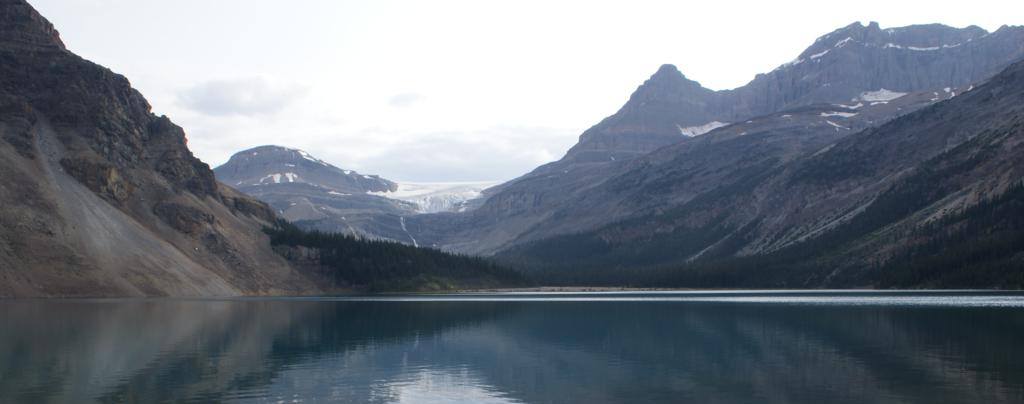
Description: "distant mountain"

(216, 145), (396, 194)
(214, 146), (418, 241)
(409, 22), (1024, 258)
(214, 146), (495, 244)
(500, 58), (1024, 288)
(0, 0), (321, 297)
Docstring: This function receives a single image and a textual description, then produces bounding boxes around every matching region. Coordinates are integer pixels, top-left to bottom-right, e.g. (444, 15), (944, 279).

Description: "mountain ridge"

(405, 21), (1024, 257)
(498, 58), (1024, 287)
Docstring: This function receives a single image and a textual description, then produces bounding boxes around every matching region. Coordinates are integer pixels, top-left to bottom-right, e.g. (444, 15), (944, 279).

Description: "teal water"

(1, 291), (1023, 403)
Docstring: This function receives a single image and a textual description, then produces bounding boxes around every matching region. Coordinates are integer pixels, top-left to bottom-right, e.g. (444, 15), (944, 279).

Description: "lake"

(1, 291), (1023, 403)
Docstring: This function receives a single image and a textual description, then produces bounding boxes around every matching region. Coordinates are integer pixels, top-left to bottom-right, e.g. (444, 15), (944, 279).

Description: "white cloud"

(320, 126), (573, 182)
(177, 77), (306, 117)
(388, 92), (424, 108)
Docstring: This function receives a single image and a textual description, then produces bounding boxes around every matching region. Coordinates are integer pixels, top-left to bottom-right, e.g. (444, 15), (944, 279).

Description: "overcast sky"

(30, 0), (1019, 182)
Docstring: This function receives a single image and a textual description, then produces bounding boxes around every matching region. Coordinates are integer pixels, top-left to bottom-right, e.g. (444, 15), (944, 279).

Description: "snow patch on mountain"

(860, 89), (906, 102)
(825, 120), (848, 131)
(677, 121), (729, 137)
(296, 149), (329, 166)
(884, 43), (962, 51)
(820, 111), (858, 118)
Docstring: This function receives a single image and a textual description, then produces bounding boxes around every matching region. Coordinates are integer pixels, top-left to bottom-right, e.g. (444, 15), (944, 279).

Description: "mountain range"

(502, 58), (1024, 287)
(390, 21), (1024, 262)
(212, 20), (1024, 288)
(213, 145), (495, 244)
(3, 0), (1022, 295)
(0, 0), (519, 296)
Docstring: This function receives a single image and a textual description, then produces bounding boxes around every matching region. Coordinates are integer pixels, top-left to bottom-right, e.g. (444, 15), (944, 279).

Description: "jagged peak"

(653, 64), (682, 77)
(0, 0), (66, 51)
(624, 63), (713, 105)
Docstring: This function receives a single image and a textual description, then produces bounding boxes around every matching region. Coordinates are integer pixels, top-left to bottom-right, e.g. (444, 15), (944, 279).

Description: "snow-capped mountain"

(398, 21), (1024, 256)
(215, 145), (396, 193)
(553, 22), (1024, 170)
(214, 146), (497, 245)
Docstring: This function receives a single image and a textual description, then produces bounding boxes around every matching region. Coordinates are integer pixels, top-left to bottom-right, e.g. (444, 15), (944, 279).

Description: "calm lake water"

(2, 291), (1023, 403)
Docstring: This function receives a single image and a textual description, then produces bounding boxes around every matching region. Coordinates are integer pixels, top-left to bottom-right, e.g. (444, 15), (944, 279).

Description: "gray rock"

(0, 0), (321, 297)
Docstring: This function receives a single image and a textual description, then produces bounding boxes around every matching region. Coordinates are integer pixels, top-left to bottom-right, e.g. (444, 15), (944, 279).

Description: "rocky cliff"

(564, 22), (1024, 166)
(0, 0), (320, 297)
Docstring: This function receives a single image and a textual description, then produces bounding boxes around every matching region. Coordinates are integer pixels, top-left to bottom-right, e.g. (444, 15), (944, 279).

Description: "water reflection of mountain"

(0, 301), (518, 402)
(1, 300), (1022, 403)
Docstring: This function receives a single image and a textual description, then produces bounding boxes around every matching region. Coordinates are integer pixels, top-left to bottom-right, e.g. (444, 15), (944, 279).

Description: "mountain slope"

(499, 59), (1024, 288)
(410, 21), (1024, 256)
(552, 22), (1024, 170)
(0, 0), (326, 297)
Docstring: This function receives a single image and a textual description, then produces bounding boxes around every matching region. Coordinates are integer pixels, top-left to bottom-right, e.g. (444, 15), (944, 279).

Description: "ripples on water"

(1, 291), (1022, 403)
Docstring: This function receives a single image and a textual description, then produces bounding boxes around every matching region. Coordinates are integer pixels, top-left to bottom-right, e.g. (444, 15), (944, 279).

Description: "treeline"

(499, 179), (1024, 289)
(877, 181), (1024, 288)
(265, 220), (530, 291)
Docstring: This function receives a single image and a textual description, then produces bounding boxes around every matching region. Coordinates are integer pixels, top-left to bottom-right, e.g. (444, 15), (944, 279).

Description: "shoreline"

(458, 286), (716, 293)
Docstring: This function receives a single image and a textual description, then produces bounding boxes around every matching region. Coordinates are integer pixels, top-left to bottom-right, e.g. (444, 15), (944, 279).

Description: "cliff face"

(564, 22), (1024, 167)
(0, 0), (319, 297)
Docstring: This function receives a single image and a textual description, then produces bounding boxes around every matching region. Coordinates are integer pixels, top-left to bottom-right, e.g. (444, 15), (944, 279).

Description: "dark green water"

(2, 291), (1023, 403)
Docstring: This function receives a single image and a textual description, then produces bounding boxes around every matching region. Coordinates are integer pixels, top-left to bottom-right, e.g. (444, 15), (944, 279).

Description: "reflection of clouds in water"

(381, 369), (519, 404)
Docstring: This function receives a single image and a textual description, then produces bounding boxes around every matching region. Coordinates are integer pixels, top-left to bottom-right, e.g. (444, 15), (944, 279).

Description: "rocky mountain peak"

(651, 63), (684, 79)
(559, 63), (719, 162)
(798, 22), (993, 61)
(215, 145), (396, 194)
(625, 64), (713, 107)
(540, 21), (1024, 171)
(0, 0), (66, 51)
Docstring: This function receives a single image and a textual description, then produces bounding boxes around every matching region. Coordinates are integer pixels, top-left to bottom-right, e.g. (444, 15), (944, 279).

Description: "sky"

(30, 0), (1020, 182)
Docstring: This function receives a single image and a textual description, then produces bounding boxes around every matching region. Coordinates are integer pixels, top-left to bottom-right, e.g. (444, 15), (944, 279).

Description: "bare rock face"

(0, 0), (319, 297)
(566, 65), (718, 162)
(152, 202), (215, 236)
(562, 22), (1024, 168)
(0, 0), (64, 50)
(59, 156), (133, 203)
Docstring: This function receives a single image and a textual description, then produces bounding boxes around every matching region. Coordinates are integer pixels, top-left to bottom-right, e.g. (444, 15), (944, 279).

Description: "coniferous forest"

(264, 220), (530, 291)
